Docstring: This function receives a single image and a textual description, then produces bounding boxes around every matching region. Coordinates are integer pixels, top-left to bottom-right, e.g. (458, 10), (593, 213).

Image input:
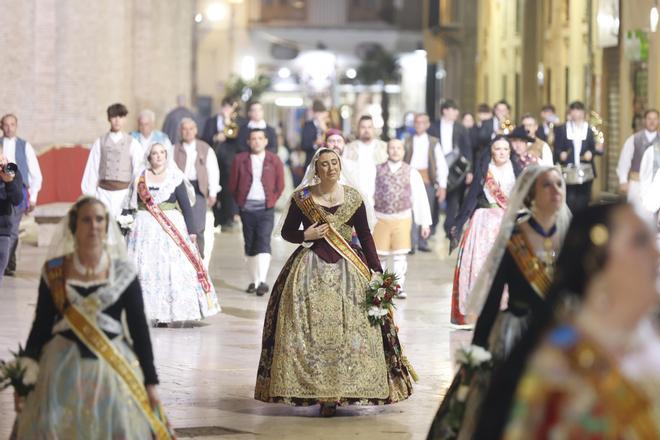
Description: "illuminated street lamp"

(651, 1), (659, 33)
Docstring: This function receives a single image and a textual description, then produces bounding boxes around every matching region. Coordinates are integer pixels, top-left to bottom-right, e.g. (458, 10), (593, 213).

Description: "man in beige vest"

(173, 117), (220, 258)
(81, 103), (143, 217)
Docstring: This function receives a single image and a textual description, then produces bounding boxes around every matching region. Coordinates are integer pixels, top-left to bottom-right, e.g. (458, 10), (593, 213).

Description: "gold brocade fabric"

(321, 185), (362, 242)
(268, 249), (390, 399)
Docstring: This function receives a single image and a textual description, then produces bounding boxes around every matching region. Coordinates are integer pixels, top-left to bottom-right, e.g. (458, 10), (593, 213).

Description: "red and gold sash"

(564, 331), (659, 438)
(506, 232), (552, 299)
(45, 257), (173, 439)
(292, 188), (371, 281)
(137, 172), (212, 294)
(484, 170), (509, 209)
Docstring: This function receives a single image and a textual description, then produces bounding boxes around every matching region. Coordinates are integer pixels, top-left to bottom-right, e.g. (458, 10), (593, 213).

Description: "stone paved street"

(0, 219), (470, 439)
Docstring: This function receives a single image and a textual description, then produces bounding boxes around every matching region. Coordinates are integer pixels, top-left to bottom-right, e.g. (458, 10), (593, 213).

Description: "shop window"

(260, 0), (307, 22)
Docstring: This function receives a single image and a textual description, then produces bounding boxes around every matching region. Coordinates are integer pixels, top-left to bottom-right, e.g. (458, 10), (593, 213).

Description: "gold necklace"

(319, 186), (338, 204)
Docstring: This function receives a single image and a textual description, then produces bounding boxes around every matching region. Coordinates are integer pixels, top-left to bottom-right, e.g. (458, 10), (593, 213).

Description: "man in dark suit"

(201, 96), (245, 228)
(237, 101), (278, 154)
(430, 100), (473, 238)
(554, 101), (604, 212)
(477, 100), (512, 154)
(300, 100), (329, 169)
(229, 128), (285, 296)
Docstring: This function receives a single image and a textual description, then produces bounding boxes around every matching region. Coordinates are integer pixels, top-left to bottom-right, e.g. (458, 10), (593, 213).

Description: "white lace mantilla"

(48, 258), (137, 335)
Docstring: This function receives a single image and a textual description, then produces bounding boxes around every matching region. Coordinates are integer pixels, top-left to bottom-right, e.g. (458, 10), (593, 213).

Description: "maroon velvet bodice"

(281, 202), (383, 273)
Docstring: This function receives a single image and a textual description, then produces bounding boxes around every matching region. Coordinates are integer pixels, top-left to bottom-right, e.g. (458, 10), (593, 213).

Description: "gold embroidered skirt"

(255, 247), (413, 405)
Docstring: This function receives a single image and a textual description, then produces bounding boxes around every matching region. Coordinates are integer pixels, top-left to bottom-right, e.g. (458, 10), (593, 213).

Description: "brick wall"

(0, 0), (193, 150)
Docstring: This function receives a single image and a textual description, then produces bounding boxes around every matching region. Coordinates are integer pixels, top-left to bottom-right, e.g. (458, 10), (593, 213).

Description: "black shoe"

(418, 245), (432, 253)
(246, 283), (257, 293)
(256, 283), (269, 296)
(408, 249), (416, 255)
(4, 268), (15, 277)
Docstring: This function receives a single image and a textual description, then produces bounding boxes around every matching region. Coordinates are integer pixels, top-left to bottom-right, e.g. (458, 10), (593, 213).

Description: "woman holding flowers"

(15, 196), (172, 439)
(254, 148), (414, 417)
(428, 165), (571, 439)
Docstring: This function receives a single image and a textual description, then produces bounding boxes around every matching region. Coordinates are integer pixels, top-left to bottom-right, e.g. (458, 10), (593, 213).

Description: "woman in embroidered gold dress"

(254, 148), (414, 416)
(475, 203), (660, 439)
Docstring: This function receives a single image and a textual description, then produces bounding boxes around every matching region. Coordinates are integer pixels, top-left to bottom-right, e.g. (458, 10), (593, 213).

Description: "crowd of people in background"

(2, 93), (660, 437)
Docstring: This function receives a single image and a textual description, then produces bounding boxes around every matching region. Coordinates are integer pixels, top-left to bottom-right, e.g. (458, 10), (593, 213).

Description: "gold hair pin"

(589, 224), (609, 246)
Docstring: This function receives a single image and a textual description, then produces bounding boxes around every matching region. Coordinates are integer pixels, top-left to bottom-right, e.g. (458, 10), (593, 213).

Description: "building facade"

(424, 0), (660, 195)
(0, 0), (194, 148)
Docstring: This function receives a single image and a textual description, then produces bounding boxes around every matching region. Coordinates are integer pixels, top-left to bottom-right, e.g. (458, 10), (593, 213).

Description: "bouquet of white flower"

(116, 214), (135, 237)
(440, 345), (493, 437)
(363, 270), (400, 326)
(0, 345), (38, 397)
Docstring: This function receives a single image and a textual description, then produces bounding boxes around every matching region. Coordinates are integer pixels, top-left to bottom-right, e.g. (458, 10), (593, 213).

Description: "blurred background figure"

(476, 203), (660, 439)
(202, 96), (245, 230)
(130, 109), (172, 156)
(300, 100), (329, 168)
(0, 152), (24, 285)
(395, 111), (416, 141)
(238, 101), (278, 154)
(162, 95), (199, 146)
(0, 113), (42, 277)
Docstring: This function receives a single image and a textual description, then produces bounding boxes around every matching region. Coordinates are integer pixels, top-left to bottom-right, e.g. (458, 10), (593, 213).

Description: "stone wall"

(0, 0), (193, 149)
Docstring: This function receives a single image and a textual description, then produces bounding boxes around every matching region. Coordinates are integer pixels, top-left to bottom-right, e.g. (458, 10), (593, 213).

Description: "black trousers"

(566, 181), (592, 213)
(412, 182), (437, 250)
(240, 208), (274, 256)
(443, 183), (466, 238)
(190, 181), (207, 258)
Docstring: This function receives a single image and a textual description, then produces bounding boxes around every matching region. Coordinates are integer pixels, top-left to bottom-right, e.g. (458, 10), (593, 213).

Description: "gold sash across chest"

(45, 257), (173, 439)
(506, 232), (552, 298)
(292, 187), (371, 281)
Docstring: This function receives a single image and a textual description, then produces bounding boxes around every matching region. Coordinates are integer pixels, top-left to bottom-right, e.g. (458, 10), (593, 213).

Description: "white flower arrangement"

(455, 344), (492, 368)
(368, 306), (390, 318)
(0, 347), (39, 396)
(116, 214), (135, 230)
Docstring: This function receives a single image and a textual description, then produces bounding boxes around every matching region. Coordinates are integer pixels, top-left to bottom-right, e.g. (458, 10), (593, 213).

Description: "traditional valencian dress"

(450, 155), (518, 325)
(254, 185), (414, 406)
(428, 225), (554, 439)
(17, 257), (172, 438)
(502, 323), (660, 439)
(126, 168), (219, 323)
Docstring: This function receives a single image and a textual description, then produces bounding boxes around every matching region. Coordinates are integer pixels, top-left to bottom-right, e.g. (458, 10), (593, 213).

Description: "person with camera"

(0, 152), (24, 285)
(1, 113), (43, 277)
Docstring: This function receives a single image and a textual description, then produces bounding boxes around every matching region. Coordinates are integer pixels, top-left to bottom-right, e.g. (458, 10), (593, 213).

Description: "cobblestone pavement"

(0, 221), (471, 439)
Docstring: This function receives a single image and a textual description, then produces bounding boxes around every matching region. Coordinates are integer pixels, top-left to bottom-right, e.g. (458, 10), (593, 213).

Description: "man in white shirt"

(520, 114), (554, 166)
(81, 103), (143, 218)
(0, 113), (43, 276)
(617, 109), (659, 206)
(130, 109), (172, 157)
(373, 139), (432, 298)
(403, 113), (449, 252)
(343, 115), (388, 207)
(173, 118), (220, 258)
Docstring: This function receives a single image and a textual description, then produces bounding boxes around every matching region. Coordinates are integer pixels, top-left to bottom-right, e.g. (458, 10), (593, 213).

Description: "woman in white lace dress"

(125, 143), (219, 325)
